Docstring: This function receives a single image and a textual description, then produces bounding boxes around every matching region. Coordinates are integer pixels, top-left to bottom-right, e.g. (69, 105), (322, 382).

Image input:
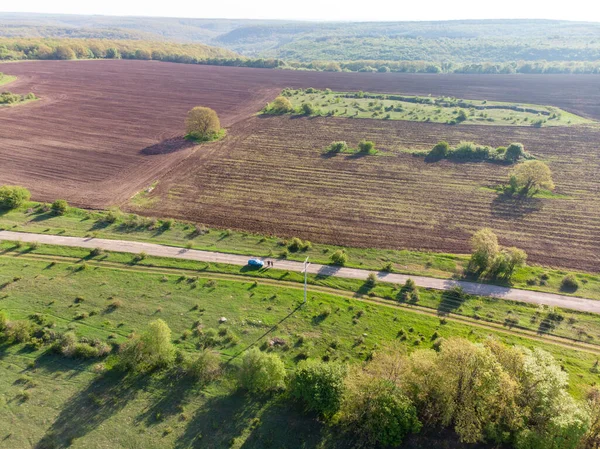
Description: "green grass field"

(1, 243), (600, 447)
(272, 88), (592, 127)
(0, 73), (16, 86)
(1, 203), (599, 301)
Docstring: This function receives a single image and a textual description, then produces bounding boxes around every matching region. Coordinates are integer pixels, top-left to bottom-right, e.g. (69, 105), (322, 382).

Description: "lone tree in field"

(509, 160), (555, 197)
(468, 228), (499, 273)
(185, 106), (221, 141)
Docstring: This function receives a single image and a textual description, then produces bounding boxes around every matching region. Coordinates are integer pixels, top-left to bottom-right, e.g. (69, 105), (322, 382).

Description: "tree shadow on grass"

(175, 392), (267, 449)
(490, 194), (543, 220)
(135, 371), (199, 427)
(140, 137), (196, 155)
(438, 287), (466, 315)
(35, 370), (150, 449)
(240, 400), (339, 449)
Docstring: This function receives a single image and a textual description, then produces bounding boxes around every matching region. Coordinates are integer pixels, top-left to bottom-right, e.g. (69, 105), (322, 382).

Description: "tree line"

(2, 38), (600, 74)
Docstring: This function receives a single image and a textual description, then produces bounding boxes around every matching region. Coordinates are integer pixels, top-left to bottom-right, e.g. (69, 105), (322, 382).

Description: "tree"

(51, 199), (68, 215)
(0, 185), (30, 209)
(238, 348), (286, 394)
(54, 45), (76, 60)
(469, 228), (499, 273)
(510, 161), (555, 197)
(269, 95), (293, 113)
(185, 106), (221, 141)
(341, 377), (422, 447)
(119, 319), (175, 372)
(505, 143), (525, 163)
(289, 360), (347, 418)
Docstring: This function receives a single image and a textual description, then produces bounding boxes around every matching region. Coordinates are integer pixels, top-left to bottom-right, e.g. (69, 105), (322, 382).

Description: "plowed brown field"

(1, 60), (599, 271)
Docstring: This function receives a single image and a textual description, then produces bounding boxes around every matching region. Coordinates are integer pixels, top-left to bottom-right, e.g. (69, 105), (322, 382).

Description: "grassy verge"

(1, 245), (599, 447)
(265, 88), (592, 127)
(2, 241), (600, 360)
(0, 74), (16, 86)
(1, 203), (598, 300)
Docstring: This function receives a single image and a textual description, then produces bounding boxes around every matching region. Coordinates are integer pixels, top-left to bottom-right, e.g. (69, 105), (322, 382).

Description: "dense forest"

(2, 14), (600, 74)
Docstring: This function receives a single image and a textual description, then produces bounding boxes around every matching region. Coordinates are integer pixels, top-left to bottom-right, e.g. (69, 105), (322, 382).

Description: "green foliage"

(358, 140), (375, 153)
(182, 349), (221, 383)
(509, 161), (555, 197)
(400, 278), (419, 302)
(365, 273), (378, 288)
(267, 96), (293, 113)
(185, 106), (221, 141)
(561, 274), (580, 292)
(287, 237), (311, 252)
(425, 141), (450, 162)
(301, 102), (316, 115)
(0, 185), (31, 210)
(505, 143), (525, 163)
(51, 199), (69, 216)
(427, 141), (529, 163)
(118, 319), (175, 373)
(326, 141), (348, 153)
(289, 360), (347, 418)
(469, 228), (500, 273)
(330, 249), (348, 266)
(238, 348), (286, 394)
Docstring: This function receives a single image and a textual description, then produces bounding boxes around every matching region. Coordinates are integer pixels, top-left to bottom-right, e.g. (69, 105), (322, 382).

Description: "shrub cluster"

(0, 91), (36, 104)
(426, 141), (531, 163)
(0, 185), (31, 209)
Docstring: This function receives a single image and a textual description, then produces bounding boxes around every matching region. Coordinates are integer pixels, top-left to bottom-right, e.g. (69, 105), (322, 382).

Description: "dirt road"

(0, 230), (597, 313)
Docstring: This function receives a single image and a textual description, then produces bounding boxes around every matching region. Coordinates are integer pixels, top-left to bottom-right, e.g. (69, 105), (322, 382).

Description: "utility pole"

(303, 256), (310, 304)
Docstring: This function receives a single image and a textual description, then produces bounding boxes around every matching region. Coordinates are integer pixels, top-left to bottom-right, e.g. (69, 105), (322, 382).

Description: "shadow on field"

(438, 287), (466, 315)
(175, 392), (267, 449)
(141, 137), (196, 155)
(490, 194), (543, 219)
(135, 371), (198, 427)
(35, 371), (149, 449)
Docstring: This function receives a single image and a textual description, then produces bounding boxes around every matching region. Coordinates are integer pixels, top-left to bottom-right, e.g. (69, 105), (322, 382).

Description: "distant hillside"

(2, 13), (600, 64)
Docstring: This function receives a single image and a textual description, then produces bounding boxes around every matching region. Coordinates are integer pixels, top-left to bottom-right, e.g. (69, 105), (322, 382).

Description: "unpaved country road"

(1, 230), (598, 313)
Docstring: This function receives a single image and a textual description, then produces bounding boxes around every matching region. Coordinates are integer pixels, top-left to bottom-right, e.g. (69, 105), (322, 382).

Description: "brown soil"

(1, 60), (599, 271)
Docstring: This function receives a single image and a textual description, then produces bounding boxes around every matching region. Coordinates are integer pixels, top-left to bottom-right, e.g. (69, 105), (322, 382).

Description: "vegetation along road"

(1, 230), (597, 313)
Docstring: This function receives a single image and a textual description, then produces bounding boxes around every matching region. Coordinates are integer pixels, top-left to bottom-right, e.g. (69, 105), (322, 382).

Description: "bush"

(289, 360), (347, 418)
(425, 141), (450, 162)
(185, 106), (221, 141)
(301, 103), (316, 115)
(400, 278), (419, 302)
(505, 143), (525, 163)
(561, 274), (580, 292)
(183, 349), (221, 383)
(269, 96), (293, 113)
(238, 348), (286, 394)
(288, 237), (304, 252)
(327, 141), (348, 153)
(330, 249), (348, 266)
(118, 319), (175, 373)
(365, 273), (378, 288)
(0, 185), (31, 210)
(89, 247), (103, 257)
(51, 199), (68, 215)
(358, 140), (375, 153)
